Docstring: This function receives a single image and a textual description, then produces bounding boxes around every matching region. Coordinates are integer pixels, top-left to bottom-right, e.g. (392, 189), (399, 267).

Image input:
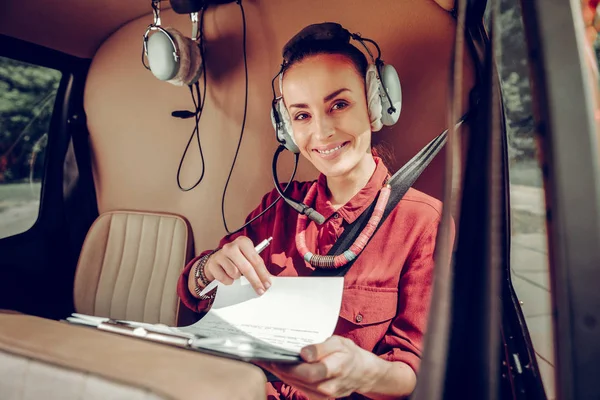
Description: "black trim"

(0, 35), (90, 72)
(0, 35), (95, 318)
(520, 1), (600, 398)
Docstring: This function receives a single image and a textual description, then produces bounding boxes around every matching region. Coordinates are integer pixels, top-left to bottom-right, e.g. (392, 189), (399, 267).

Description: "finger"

(209, 257), (235, 285)
(216, 254), (241, 280)
(276, 352), (346, 383)
(266, 365), (331, 400)
(301, 336), (348, 362)
(278, 362), (330, 383)
(317, 352), (346, 381)
(227, 250), (266, 295)
(237, 238), (272, 288)
(210, 265), (234, 285)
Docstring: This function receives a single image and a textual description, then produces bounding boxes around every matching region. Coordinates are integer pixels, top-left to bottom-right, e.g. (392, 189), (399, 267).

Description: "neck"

(327, 155), (377, 209)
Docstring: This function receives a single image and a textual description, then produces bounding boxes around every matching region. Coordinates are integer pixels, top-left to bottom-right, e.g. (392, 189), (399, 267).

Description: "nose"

(313, 114), (335, 141)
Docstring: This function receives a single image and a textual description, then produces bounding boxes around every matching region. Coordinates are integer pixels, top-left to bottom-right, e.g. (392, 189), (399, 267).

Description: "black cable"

(221, 0), (249, 234)
(271, 146), (325, 225)
(176, 84), (205, 191)
(351, 35), (396, 116)
(176, 6), (207, 191)
(229, 157), (298, 235)
(356, 36), (382, 60)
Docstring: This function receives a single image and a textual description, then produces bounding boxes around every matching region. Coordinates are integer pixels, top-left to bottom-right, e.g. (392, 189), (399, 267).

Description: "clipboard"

(66, 314), (301, 364)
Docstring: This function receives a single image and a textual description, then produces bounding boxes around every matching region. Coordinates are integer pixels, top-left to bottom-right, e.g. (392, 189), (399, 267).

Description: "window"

(497, 1), (556, 399)
(0, 56), (62, 239)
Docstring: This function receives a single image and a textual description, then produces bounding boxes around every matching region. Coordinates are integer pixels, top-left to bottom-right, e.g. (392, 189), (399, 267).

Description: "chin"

(314, 157), (360, 178)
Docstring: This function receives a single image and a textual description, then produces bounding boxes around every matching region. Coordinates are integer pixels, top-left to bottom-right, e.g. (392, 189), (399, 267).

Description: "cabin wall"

(84, 0), (475, 253)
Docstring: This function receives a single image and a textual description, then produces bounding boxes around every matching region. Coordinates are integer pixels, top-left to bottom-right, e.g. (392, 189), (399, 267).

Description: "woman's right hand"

(205, 236), (272, 295)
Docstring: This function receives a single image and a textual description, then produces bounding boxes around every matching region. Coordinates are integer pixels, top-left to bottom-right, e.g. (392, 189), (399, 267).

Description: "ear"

(366, 64), (383, 132)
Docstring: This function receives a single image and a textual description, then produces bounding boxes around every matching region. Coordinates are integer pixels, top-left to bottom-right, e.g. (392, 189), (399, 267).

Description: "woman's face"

(282, 54), (373, 179)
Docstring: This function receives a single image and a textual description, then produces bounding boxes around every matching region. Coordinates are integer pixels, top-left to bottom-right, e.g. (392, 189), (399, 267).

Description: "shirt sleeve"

(375, 216), (455, 374)
(176, 188), (281, 314)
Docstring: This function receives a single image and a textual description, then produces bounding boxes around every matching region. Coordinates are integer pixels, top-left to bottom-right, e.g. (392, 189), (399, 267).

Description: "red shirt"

(177, 158), (453, 399)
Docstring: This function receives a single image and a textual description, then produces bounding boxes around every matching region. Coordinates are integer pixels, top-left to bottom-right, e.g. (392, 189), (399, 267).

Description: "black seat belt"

(312, 130), (450, 277)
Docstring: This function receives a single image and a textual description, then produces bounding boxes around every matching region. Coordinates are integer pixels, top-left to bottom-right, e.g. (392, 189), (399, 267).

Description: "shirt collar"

(314, 157), (389, 224)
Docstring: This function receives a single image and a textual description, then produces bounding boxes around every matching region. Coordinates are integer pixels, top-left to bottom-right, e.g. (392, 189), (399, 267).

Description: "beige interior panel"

(0, 313), (266, 400)
(84, 0), (475, 254)
(73, 211), (195, 326)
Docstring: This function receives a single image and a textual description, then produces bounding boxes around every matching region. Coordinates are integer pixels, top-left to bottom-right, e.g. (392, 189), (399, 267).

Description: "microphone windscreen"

(306, 208), (325, 225)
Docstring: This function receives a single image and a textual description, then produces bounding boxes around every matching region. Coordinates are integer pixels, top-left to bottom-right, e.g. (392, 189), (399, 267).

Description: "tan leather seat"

(73, 211), (195, 326)
(0, 312), (266, 400)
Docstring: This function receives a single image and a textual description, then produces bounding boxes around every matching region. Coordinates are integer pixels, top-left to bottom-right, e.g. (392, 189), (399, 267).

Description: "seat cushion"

(73, 211), (194, 326)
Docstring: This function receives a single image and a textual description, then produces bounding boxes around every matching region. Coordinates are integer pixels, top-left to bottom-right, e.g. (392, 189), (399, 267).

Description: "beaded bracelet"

(193, 253), (216, 300)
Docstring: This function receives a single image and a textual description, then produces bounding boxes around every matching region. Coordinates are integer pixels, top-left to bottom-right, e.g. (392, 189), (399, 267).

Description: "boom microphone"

(272, 145), (325, 225)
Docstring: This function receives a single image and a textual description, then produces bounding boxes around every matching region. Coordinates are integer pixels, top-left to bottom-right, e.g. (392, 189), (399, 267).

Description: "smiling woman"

(177, 22), (454, 400)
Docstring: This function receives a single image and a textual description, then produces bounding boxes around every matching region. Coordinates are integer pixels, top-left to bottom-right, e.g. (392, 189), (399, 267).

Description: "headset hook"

(151, 0), (162, 26)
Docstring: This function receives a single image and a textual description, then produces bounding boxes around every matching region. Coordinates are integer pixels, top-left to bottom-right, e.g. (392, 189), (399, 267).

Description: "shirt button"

(333, 212), (340, 219)
(355, 313), (363, 323)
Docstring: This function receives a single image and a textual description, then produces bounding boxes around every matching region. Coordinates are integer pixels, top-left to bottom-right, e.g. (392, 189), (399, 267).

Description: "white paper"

(176, 277), (344, 353)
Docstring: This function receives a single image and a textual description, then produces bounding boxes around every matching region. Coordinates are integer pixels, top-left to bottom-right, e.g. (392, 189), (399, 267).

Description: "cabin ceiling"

(0, 0), (168, 58)
(0, 0), (458, 59)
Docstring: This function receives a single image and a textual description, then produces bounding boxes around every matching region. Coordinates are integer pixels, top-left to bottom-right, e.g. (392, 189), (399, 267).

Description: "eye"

(294, 112), (310, 121)
(331, 100), (349, 111)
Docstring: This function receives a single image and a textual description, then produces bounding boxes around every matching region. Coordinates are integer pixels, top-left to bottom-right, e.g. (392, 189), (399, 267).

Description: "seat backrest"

(73, 210), (195, 326)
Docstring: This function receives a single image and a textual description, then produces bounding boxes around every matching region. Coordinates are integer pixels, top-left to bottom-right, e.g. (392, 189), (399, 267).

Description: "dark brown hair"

(282, 40), (368, 81)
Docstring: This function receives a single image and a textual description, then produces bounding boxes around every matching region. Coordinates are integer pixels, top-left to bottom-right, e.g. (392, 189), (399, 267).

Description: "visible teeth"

(317, 143), (345, 154)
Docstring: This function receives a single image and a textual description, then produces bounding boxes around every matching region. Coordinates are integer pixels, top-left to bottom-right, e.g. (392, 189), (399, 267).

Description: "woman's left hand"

(259, 335), (384, 399)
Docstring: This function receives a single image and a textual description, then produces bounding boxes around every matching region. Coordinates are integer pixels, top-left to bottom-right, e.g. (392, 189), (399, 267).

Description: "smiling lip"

(313, 141), (349, 153)
(312, 141), (349, 159)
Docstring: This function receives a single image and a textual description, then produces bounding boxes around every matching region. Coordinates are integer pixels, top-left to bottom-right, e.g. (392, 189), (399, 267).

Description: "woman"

(177, 22), (454, 400)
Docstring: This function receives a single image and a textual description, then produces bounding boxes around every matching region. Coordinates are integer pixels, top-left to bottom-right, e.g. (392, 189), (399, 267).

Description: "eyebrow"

(288, 88), (351, 109)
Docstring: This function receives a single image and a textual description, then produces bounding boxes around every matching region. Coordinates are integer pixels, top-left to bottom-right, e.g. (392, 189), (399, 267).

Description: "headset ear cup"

(379, 64), (402, 126)
(147, 29), (180, 81)
(166, 28), (203, 86)
(270, 99), (299, 153)
(366, 64), (383, 132)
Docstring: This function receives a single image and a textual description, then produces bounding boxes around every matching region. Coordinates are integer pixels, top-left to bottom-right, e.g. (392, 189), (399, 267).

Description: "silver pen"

(198, 237), (273, 297)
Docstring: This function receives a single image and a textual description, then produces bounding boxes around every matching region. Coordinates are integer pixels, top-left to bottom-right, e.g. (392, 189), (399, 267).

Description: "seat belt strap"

(312, 130), (449, 278)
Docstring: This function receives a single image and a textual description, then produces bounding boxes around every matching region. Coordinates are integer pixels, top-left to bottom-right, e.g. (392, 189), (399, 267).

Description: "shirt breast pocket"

(336, 286), (398, 351)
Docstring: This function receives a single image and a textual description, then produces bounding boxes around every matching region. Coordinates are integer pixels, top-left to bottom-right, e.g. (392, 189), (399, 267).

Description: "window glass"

(0, 56), (62, 239)
(498, 1), (555, 399)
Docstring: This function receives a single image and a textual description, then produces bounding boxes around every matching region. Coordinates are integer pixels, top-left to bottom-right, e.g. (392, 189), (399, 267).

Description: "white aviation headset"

(267, 22), (403, 224)
(270, 22), (403, 154)
(142, 0), (204, 86)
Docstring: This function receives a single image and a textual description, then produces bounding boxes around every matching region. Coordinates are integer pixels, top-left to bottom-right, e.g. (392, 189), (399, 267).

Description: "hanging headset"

(142, 0), (204, 86)
(270, 22), (403, 155)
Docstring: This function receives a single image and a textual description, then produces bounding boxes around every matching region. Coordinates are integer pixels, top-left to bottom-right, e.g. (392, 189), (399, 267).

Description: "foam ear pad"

(366, 64), (384, 132)
(166, 28), (203, 86)
(270, 99), (300, 154)
(146, 28), (203, 86)
(379, 64), (402, 126)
